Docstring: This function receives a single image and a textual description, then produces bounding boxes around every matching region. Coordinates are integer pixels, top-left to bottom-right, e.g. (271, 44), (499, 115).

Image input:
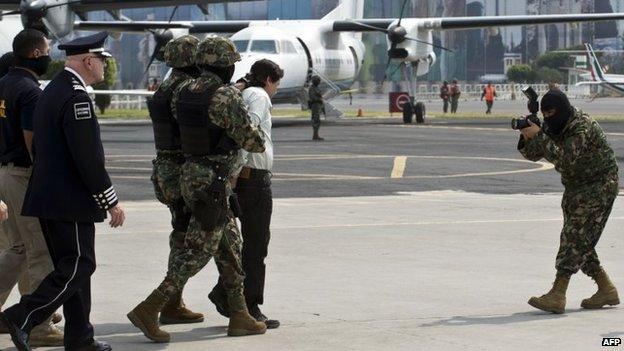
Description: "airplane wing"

(75, 12), (624, 34)
(0, 0), (18, 11)
(575, 82), (606, 86)
(69, 0), (251, 13)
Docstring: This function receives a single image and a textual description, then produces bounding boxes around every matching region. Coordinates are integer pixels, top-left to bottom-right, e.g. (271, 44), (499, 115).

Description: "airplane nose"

(233, 59), (254, 82)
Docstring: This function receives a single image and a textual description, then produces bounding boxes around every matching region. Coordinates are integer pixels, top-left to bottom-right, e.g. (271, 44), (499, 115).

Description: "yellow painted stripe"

(391, 156), (407, 178)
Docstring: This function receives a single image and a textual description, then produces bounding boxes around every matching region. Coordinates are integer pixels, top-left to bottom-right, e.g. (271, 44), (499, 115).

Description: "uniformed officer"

(0, 31), (126, 351)
(308, 76), (324, 141)
(0, 29), (64, 347)
(146, 35), (204, 325)
(128, 36), (267, 343)
(518, 90), (619, 314)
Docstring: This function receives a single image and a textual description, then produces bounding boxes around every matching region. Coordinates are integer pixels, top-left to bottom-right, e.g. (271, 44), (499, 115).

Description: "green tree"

(40, 59), (65, 80)
(93, 58), (118, 114)
(536, 67), (564, 84)
(506, 64), (537, 83)
(535, 52), (572, 71)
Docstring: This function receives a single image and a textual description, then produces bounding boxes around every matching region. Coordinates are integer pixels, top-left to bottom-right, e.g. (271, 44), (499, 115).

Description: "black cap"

(58, 31), (112, 57)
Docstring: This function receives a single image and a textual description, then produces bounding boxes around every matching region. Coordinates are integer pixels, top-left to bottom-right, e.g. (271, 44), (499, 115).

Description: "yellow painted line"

(391, 156), (407, 178)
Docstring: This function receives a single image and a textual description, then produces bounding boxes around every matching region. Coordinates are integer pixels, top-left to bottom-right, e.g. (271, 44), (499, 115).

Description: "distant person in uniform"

(0, 29), (64, 348)
(449, 79), (460, 113)
(481, 82), (497, 114)
(0, 52), (15, 78)
(0, 31), (126, 351)
(440, 80), (450, 113)
(145, 35), (204, 325)
(518, 90), (619, 314)
(308, 75), (324, 140)
(210, 59), (284, 330)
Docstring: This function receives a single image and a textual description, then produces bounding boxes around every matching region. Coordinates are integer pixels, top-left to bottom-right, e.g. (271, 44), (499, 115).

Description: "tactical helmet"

(164, 35), (199, 68)
(196, 36), (241, 67)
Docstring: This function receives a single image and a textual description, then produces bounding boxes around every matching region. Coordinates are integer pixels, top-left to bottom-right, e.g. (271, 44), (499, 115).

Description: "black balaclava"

(203, 65), (235, 84)
(541, 89), (574, 138)
(15, 55), (51, 77)
(177, 65), (201, 78)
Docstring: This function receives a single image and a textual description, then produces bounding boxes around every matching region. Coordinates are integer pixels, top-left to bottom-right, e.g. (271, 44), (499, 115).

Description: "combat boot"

(29, 323), (64, 347)
(127, 289), (171, 343)
(528, 275), (569, 314)
(312, 129), (324, 141)
(159, 291), (204, 324)
(581, 268), (620, 309)
(227, 309), (267, 336)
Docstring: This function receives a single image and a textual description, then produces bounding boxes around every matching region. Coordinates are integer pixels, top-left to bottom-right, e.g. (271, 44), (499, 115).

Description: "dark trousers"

(4, 219), (96, 348)
(213, 169), (272, 309)
(442, 98), (449, 113)
(486, 100), (493, 114)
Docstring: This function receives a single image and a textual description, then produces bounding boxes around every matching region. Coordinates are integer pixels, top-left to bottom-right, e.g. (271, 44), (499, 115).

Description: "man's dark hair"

(13, 29), (47, 59)
(249, 59), (284, 87)
(0, 52), (15, 78)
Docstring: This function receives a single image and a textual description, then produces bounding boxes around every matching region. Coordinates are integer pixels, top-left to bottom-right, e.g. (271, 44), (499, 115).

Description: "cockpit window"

(280, 40), (297, 54)
(250, 40), (277, 54)
(233, 40), (249, 53)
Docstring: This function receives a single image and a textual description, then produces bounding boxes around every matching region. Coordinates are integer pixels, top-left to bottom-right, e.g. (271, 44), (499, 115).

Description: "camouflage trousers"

(555, 173), (619, 278)
(151, 151), (192, 274)
(158, 161), (247, 313)
(310, 103), (323, 131)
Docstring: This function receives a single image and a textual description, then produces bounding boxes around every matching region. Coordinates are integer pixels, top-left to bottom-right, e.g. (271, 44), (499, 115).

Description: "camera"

(511, 86), (541, 130)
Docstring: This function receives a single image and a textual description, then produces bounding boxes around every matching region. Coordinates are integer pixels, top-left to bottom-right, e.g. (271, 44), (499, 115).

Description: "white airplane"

(576, 43), (624, 95)
(74, 0), (624, 122)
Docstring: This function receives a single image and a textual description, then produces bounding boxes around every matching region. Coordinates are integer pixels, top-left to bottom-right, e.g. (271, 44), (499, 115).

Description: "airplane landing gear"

(401, 97), (425, 124)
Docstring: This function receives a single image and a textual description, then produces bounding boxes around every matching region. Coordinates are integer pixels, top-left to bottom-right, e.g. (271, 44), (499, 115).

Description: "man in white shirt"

(210, 59), (283, 329)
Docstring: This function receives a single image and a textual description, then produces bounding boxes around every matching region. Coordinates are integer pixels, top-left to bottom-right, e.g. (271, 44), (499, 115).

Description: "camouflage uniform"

(158, 37), (265, 313)
(519, 109), (619, 278)
(308, 83), (323, 133)
(150, 35), (199, 274)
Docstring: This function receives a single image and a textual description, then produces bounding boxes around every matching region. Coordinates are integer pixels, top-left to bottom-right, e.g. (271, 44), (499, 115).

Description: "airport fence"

(101, 83), (589, 110)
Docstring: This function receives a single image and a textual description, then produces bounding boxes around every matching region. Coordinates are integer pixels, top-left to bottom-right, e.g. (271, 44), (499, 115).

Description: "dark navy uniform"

(2, 32), (115, 351)
(0, 67), (41, 167)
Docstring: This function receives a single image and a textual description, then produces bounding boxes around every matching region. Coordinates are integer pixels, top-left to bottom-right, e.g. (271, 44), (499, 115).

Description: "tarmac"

(2, 109), (624, 350)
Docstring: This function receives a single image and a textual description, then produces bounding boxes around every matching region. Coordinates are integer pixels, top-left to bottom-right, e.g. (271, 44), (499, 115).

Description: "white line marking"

(391, 156), (407, 178)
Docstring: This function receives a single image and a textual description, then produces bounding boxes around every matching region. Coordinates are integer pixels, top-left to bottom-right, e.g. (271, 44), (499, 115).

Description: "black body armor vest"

(147, 87), (181, 150)
(176, 84), (239, 156)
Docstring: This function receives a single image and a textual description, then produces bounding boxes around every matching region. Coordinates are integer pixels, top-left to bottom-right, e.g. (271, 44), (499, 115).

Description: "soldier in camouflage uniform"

(308, 75), (324, 140)
(127, 36), (267, 342)
(518, 89), (619, 314)
(147, 35), (205, 325)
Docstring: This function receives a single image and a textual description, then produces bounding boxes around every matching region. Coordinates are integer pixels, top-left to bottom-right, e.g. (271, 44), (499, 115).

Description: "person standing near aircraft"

(449, 79), (460, 114)
(308, 75), (324, 141)
(481, 82), (497, 114)
(440, 80), (450, 113)
(210, 59), (283, 329)
(127, 36), (267, 343)
(0, 31), (125, 351)
(0, 29), (64, 347)
(146, 35), (205, 326)
(518, 89), (619, 314)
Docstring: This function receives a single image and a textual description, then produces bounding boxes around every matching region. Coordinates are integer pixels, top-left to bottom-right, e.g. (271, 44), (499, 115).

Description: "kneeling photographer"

(515, 88), (619, 314)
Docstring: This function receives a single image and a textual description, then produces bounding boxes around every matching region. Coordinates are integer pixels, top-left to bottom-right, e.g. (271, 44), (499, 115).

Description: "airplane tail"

(322, 0), (364, 21)
(585, 43), (606, 82)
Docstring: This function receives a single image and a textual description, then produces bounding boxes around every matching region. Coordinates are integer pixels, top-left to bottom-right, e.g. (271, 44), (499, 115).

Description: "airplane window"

(251, 40), (277, 54)
(233, 40), (249, 53)
(281, 41), (297, 54)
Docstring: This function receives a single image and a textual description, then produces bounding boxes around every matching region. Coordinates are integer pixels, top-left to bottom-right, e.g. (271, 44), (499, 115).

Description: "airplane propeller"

(2, 0), (80, 36)
(144, 6), (178, 76)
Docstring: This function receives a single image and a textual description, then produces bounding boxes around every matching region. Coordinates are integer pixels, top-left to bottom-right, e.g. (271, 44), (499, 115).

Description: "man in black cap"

(0, 31), (125, 351)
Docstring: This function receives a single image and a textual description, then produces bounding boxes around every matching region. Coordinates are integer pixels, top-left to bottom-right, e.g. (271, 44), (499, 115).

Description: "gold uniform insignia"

(0, 100), (6, 118)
